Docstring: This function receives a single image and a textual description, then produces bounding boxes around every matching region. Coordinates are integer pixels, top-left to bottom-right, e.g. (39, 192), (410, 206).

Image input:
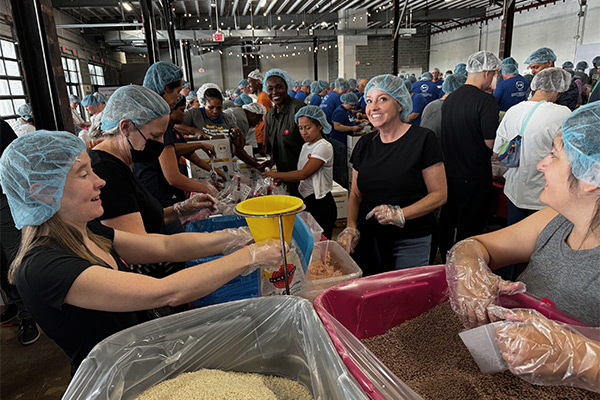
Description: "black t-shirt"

(133, 124), (188, 207)
(441, 84), (498, 179)
(15, 221), (149, 374)
(350, 126), (444, 240)
(89, 149), (166, 234)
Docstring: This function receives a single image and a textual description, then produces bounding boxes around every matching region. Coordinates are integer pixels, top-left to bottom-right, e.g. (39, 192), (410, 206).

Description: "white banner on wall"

(575, 43), (600, 70)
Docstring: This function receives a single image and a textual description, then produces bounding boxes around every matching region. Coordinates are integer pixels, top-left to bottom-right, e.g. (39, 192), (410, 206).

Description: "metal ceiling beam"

(53, 0), (120, 6)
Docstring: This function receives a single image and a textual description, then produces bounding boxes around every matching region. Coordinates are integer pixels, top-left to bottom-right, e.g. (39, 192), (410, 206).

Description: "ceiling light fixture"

(121, 2), (133, 12)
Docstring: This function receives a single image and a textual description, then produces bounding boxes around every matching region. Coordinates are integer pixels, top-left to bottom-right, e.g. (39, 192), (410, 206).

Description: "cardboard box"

(186, 137), (233, 179)
(331, 181), (348, 220)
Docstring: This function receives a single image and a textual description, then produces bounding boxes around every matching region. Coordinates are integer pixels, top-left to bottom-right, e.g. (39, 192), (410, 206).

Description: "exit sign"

(213, 32), (224, 42)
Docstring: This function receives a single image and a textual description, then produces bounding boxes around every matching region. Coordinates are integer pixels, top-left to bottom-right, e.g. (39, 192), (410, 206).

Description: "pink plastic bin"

(313, 265), (589, 400)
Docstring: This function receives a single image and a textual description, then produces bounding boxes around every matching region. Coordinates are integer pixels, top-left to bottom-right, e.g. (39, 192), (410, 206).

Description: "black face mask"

(128, 123), (165, 163)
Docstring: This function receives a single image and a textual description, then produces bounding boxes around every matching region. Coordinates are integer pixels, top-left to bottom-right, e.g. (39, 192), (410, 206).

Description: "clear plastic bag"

(63, 297), (369, 400)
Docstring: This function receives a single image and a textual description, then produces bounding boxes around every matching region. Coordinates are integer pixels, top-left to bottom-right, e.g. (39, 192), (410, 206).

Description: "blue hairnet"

(0, 130), (86, 229)
(594, 56), (600, 67)
(81, 92), (105, 107)
(467, 51), (502, 73)
(403, 79), (412, 93)
(183, 81), (190, 89)
(348, 78), (358, 90)
(562, 61), (574, 69)
(293, 80), (301, 87)
(576, 61), (588, 70)
(17, 103), (33, 119)
(101, 85), (170, 131)
(340, 92), (358, 104)
(408, 75), (417, 84)
(263, 68), (294, 92)
(234, 93), (253, 106)
(294, 105), (331, 134)
(561, 102), (600, 188)
(301, 79), (312, 86)
(69, 94), (80, 103)
(502, 63), (519, 75)
(442, 73), (467, 94)
(233, 88), (242, 96)
(454, 63), (467, 75)
(186, 90), (197, 104)
(329, 82), (335, 88)
(142, 61), (183, 95)
(530, 67), (571, 92)
(420, 72), (433, 81)
(334, 78), (350, 91)
(525, 47), (556, 64)
(310, 80), (328, 94)
(238, 79), (249, 88)
(365, 74), (412, 123)
(502, 57), (518, 65)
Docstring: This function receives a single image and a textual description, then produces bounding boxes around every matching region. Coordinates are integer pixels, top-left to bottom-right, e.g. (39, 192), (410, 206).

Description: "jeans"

(330, 137), (348, 189)
(392, 235), (432, 270)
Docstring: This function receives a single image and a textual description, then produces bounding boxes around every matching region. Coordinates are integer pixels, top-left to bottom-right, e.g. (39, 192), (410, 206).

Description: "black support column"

(162, 0), (178, 65)
(140, 0), (160, 65)
(392, 0), (400, 75)
(182, 41), (194, 88)
(313, 37), (318, 80)
(11, 0), (73, 132)
(499, 0), (515, 59)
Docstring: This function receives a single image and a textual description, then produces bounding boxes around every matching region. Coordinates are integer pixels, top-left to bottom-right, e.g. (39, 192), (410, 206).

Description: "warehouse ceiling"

(52, 0), (560, 53)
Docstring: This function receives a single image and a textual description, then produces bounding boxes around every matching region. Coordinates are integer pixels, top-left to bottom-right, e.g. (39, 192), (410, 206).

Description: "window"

(88, 63), (105, 86)
(62, 57), (84, 115)
(0, 39), (26, 124)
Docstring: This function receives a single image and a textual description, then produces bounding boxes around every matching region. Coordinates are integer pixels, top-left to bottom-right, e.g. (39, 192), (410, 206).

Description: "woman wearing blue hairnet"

(446, 102), (600, 393)
(336, 74), (447, 274)
(10, 103), (35, 137)
(0, 130), (282, 375)
(263, 106), (336, 238)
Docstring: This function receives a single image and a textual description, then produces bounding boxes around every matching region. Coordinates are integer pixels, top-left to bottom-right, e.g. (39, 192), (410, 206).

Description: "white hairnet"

(198, 83), (223, 104)
(467, 51), (502, 73)
(101, 85), (170, 131)
(248, 70), (264, 83)
(561, 102), (600, 187)
(142, 61), (183, 95)
(365, 74), (412, 123)
(530, 67), (571, 92)
(0, 130), (86, 229)
(263, 68), (294, 92)
(242, 102), (267, 115)
(295, 105), (331, 134)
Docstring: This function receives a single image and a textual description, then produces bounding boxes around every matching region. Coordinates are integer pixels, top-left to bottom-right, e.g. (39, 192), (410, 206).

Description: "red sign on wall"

(213, 33), (224, 42)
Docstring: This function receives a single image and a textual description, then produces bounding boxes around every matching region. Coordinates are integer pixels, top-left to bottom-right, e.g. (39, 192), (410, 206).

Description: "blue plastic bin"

(185, 214), (313, 306)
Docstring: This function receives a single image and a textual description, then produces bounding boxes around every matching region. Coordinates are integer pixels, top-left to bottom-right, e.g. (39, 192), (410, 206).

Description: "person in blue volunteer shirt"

(309, 80), (329, 106)
(411, 72), (440, 106)
(356, 78), (368, 114)
(320, 78), (350, 123)
(288, 81), (300, 97)
(406, 80), (428, 126)
(295, 79), (311, 102)
(494, 57), (530, 112)
(331, 93), (363, 188)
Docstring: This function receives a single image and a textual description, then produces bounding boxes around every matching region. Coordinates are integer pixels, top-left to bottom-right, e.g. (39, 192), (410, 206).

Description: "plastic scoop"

(458, 321), (509, 373)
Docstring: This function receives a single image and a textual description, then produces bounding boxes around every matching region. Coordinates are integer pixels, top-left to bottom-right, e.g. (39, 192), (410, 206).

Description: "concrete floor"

(1, 316), (71, 400)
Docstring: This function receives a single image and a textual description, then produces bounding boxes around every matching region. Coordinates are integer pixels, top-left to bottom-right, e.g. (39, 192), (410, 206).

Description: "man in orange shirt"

(248, 70), (273, 155)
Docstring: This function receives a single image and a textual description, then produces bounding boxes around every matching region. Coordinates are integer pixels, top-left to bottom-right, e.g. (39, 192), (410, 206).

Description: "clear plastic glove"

(173, 193), (217, 222)
(243, 240), (285, 276)
(220, 227), (254, 254)
(446, 239), (526, 329)
(492, 307), (600, 392)
(337, 227), (360, 254)
(366, 204), (405, 228)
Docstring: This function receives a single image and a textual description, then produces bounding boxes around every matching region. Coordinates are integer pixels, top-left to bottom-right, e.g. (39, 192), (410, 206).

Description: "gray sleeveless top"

(518, 214), (600, 326)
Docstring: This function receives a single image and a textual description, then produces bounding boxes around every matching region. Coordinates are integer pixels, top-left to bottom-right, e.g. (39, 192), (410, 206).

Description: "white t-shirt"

(11, 118), (35, 137)
(297, 138), (333, 200)
(493, 101), (571, 210)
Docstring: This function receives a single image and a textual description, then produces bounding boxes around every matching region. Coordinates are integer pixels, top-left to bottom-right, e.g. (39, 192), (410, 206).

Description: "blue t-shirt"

(288, 90), (296, 97)
(330, 104), (356, 142)
(310, 94), (322, 106)
(356, 94), (366, 111)
(320, 91), (341, 123)
(295, 90), (307, 102)
(411, 80), (439, 104)
(494, 75), (529, 111)
(409, 93), (428, 126)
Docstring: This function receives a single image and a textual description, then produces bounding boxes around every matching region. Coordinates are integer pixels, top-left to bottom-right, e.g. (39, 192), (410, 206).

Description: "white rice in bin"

(135, 368), (315, 400)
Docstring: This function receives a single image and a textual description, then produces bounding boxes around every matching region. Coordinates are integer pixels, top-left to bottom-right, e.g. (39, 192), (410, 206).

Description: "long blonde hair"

(9, 215), (113, 284)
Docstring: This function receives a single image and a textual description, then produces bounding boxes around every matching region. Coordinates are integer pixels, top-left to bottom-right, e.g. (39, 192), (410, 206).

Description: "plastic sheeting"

(63, 296), (369, 400)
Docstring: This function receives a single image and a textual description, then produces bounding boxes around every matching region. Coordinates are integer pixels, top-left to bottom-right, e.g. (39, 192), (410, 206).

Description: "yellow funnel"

(236, 196), (304, 243)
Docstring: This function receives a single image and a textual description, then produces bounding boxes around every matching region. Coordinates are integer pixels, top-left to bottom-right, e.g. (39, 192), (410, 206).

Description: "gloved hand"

(492, 307), (600, 392)
(446, 239), (526, 329)
(337, 227), (360, 254)
(173, 193), (217, 222)
(243, 240), (284, 276)
(221, 227), (254, 254)
(366, 204), (405, 228)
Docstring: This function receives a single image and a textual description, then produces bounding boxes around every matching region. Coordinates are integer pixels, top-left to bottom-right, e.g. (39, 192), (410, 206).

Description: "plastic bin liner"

(299, 211), (324, 241)
(302, 241), (363, 301)
(184, 215), (314, 306)
(313, 265), (590, 400)
(63, 296), (369, 400)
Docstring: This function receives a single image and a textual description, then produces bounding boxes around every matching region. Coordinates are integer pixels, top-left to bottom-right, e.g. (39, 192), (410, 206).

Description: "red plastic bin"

(313, 265), (589, 400)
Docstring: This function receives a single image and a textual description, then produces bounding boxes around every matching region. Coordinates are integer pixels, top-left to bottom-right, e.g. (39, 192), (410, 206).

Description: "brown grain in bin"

(361, 302), (600, 400)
